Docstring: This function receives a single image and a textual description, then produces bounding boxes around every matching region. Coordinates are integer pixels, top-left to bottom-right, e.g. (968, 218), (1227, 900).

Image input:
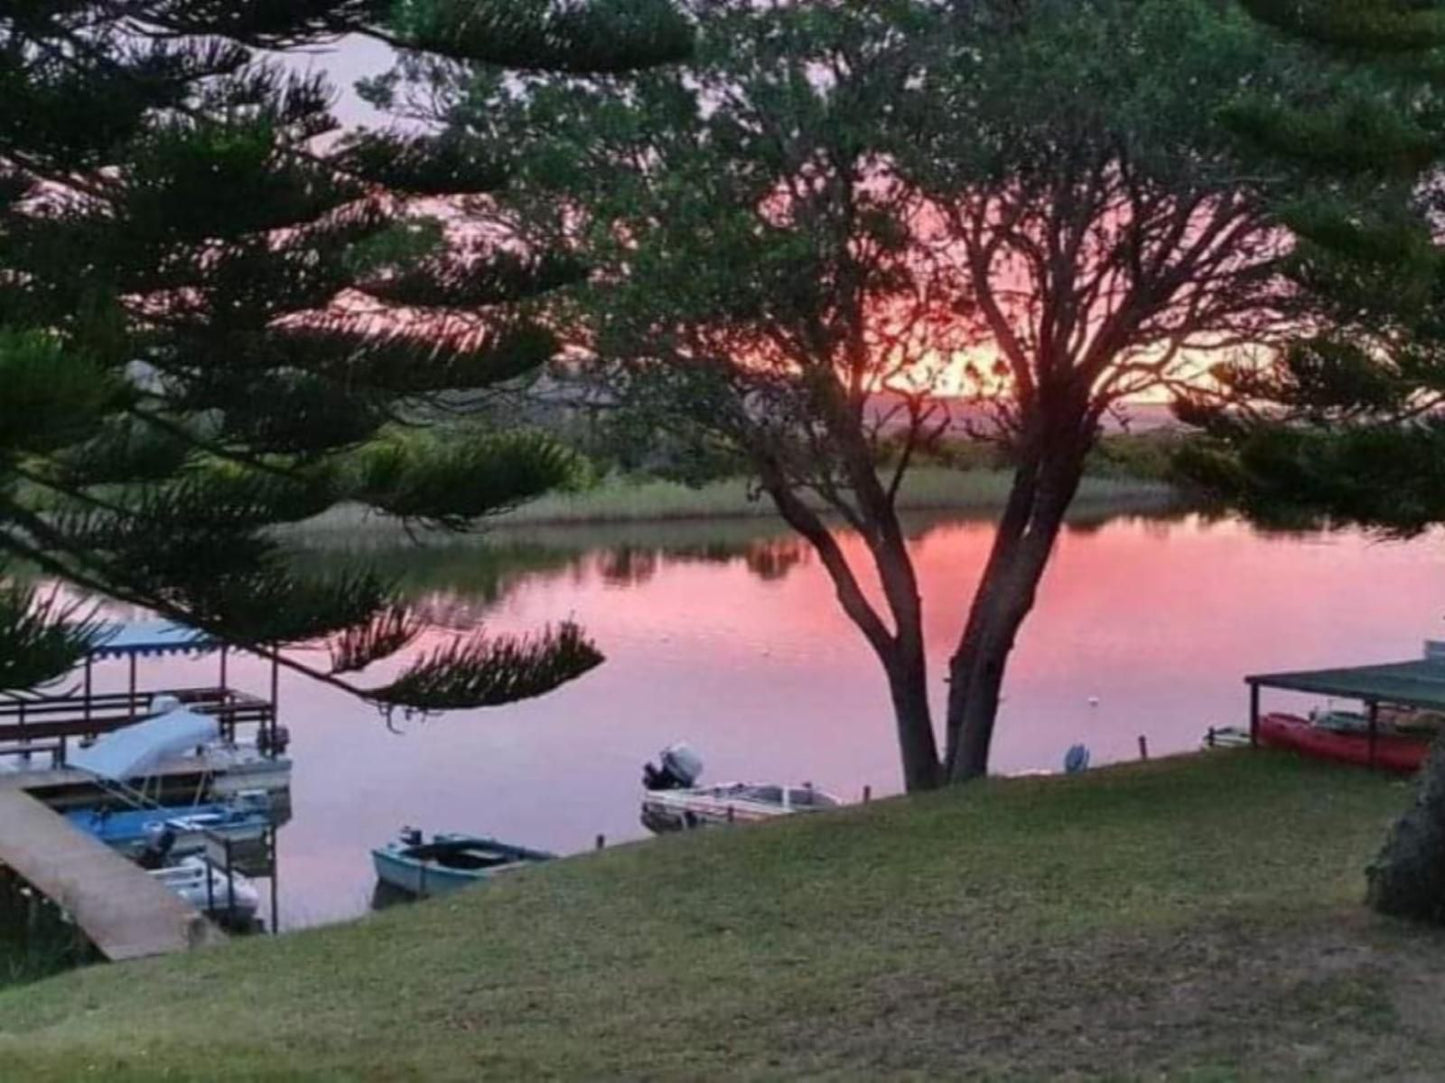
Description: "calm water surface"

(87, 510), (1445, 925)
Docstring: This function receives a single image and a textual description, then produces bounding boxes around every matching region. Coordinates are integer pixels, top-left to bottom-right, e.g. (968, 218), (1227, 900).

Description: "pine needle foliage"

(368, 621), (604, 711)
(0, 1), (692, 698)
(0, 578), (101, 693)
(1178, 0), (1445, 533)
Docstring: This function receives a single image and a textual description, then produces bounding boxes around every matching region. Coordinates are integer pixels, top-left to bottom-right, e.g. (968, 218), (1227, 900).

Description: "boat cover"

(69, 707), (219, 780)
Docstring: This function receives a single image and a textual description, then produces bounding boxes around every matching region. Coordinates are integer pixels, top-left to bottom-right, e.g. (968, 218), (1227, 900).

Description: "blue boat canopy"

(88, 620), (221, 661)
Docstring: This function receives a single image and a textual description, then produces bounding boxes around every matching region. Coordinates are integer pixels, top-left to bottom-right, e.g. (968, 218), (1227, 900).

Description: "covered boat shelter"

(0, 620), (282, 767)
(1246, 654), (1445, 768)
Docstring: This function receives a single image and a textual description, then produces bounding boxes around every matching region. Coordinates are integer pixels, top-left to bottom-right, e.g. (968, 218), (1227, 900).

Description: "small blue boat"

(65, 792), (273, 857)
(370, 829), (556, 898)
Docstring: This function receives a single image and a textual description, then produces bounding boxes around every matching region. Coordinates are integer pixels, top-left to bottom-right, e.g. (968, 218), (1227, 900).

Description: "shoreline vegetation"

(288, 466), (1181, 538)
(3, 752), (1443, 1079)
(281, 432), (1189, 539)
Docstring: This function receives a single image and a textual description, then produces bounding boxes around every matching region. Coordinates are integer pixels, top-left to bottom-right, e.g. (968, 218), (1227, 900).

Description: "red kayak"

(1258, 712), (1431, 773)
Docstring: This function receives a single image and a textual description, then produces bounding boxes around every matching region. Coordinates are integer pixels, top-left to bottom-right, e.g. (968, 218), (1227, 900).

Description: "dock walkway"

(0, 787), (222, 960)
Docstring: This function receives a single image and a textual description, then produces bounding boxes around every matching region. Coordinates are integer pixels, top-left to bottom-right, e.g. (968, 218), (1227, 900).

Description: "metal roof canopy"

(88, 620), (220, 661)
(1246, 659), (1445, 711)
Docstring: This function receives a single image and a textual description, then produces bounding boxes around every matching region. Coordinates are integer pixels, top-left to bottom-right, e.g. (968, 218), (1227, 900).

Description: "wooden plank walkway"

(0, 789), (223, 960)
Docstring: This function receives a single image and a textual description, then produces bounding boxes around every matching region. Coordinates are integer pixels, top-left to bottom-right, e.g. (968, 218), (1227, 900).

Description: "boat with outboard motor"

(371, 829), (556, 898)
(641, 744), (842, 832)
(65, 789), (273, 859)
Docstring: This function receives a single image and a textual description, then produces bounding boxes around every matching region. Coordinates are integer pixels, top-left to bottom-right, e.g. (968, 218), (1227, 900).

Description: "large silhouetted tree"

(0, 1), (691, 701)
(385, 0), (1307, 788)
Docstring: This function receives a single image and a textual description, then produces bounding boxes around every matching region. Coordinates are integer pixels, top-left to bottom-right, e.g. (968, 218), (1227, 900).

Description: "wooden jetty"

(0, 786), (223, 960)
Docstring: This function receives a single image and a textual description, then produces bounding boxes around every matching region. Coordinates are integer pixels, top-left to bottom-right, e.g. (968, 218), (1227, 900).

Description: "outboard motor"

(137, 823), (177, 870)
(643, 743), (704, 791)
(1064, 744), (1091, 775)
(257, 725), (291, 757)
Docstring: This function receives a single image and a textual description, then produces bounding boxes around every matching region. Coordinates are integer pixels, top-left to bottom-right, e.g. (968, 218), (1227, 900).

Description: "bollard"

(727, 805), (735, 824)
(1138, 735), (1149, 761)
(863, 785), (872, 804)
(595, 834), (606, 851)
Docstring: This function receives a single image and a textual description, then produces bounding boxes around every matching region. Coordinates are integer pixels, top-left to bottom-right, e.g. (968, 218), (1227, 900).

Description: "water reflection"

(114, 501), (1445, 926)
(290, 502), (1196, 609)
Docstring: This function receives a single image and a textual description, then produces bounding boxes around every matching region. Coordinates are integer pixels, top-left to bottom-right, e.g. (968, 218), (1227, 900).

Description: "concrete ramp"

(0, 789), (223, 960)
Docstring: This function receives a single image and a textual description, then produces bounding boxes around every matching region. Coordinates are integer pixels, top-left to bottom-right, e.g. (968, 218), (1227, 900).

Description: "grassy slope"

(3, 752), (1443, 1080)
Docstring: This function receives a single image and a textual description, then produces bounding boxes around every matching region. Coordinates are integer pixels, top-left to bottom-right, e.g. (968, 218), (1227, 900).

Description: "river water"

(82, 508), (1445, 925)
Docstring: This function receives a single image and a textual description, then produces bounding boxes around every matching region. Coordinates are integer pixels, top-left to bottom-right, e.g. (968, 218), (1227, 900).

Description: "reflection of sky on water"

(87, 512), (1445, 925)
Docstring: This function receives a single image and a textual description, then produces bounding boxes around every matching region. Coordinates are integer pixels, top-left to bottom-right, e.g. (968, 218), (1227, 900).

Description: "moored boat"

(1257, 711), (1430, 773)
(371, 830), (555, 898)
(640, 744), (841, 832)
(64, 790), (273, 858)
(147, 855), (260, 927)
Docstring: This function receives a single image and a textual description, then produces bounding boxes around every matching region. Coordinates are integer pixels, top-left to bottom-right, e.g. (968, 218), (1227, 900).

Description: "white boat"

(68, 698), (220, 779)
(641, 744), (841, 832)
(147, 856), (260, 926)
(1201, 725), (1252, 749)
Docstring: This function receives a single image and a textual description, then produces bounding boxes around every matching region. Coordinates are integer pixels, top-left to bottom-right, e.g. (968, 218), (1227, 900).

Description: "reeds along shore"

(284, 467), (1181, 538)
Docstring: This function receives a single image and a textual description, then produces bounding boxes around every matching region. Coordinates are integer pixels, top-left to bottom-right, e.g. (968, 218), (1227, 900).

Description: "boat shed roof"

(89, 620), (220, 661)
(1247, 659), (1445, 711)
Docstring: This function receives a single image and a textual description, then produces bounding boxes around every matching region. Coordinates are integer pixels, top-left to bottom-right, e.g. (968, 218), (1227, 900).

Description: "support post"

(128, 654), (137, 723)
(1368, 701), (1379, 771)
(269, 827), (279, 936)
(268, 648), (280, 754)
(83, 657), (93, 726)
(225, 837), (236, 927)
(1249, 682), (1261, 749)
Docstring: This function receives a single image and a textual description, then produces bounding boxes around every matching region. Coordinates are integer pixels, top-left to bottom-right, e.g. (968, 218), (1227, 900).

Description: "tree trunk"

(1367, 730), (1445, 923)
(886, 643), (943, 792)
(944, 444), (1087, 782)
(759, 466), (942, 792)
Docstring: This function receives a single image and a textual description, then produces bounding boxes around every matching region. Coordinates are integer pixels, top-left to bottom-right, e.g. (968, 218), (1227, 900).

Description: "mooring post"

(224, 837), (237, 927)
(268, 826), (279, 936)
(1138, 735), (1149, 761)
(268, 648), (280, 754)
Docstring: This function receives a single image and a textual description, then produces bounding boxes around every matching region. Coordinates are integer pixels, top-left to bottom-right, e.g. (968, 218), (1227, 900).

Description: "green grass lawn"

(2, 751), (1443, 1080)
